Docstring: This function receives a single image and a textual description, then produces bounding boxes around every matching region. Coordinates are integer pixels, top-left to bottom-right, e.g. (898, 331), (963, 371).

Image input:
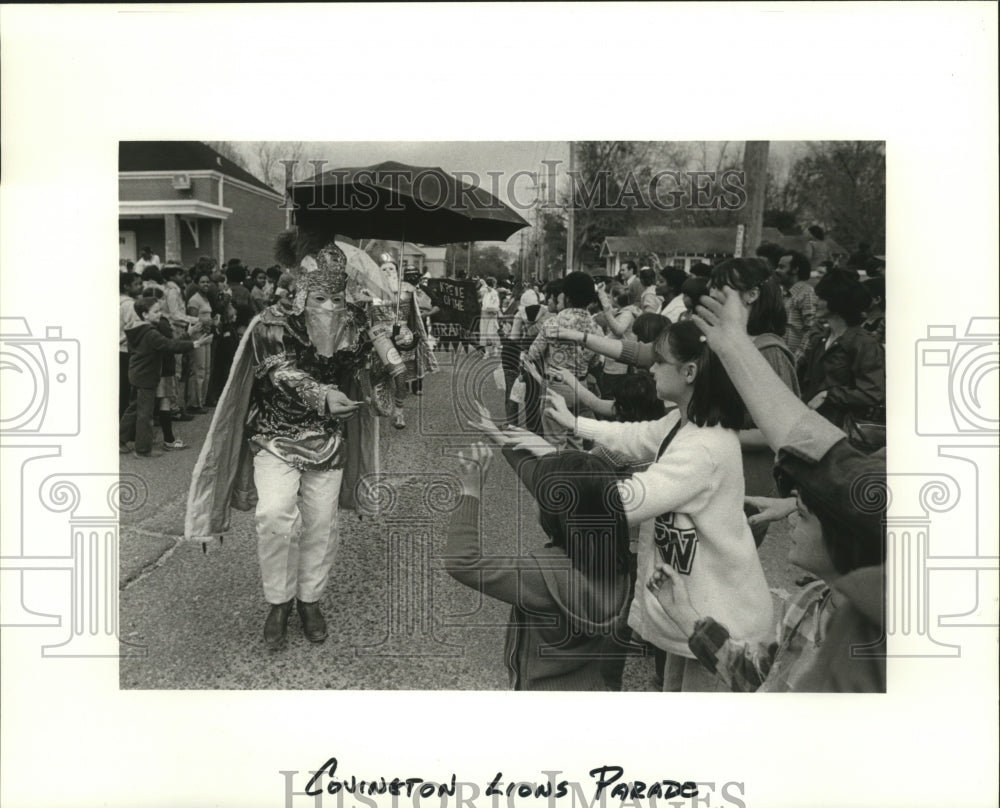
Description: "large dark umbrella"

(288, 160), (529, 245)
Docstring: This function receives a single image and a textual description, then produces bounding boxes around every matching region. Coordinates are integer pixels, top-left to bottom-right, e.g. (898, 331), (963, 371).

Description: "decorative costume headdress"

(289, 243), (348, 314)
(275, 230), (349, 315)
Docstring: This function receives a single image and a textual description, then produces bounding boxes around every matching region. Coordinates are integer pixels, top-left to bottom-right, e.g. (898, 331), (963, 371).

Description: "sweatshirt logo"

(653, 512), (698, 575)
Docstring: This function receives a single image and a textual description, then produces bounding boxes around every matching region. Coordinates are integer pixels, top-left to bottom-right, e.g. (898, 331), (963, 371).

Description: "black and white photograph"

(1, 5), (997, 808)
(115, 139), (889, 695)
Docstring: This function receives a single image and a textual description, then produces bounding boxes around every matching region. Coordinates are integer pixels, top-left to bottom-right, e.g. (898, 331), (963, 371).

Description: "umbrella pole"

(396, 233), (405, 321)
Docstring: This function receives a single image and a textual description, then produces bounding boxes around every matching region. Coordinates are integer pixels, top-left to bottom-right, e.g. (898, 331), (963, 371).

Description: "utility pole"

(519, 230), (525, 282)
(467, 242), (473, 276)
(528, 171), (546, 282)
(739, 141), (770, 256)
(566, 140), (575, 276)
(538, 179), (546, 281)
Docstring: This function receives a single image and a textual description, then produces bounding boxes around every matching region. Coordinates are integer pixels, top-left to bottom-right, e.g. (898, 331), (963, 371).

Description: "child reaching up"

(444, 442), (635, 691)
(544, 319), (773, 691)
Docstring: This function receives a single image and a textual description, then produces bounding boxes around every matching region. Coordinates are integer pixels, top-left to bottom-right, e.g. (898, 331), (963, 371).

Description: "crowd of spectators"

(443, 235), (887, 693)
(118, 250), (284, 458)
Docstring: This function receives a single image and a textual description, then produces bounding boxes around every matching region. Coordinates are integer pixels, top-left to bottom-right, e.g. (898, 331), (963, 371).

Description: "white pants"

(253, 450), (344, 604)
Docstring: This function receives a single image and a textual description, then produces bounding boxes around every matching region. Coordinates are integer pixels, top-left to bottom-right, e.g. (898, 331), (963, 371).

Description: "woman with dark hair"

(710, 258), (800, 546)
(679, 277), (709, 320)
(544, 320), (773, 691)
(799, 270), (886, 429)
(445, 443), (633, 690)
(631, 312), (670, 345)
(710, 258), (787, 338)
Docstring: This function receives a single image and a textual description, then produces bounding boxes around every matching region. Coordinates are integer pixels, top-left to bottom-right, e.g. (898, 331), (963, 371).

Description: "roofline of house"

(120, 170), (285, 203)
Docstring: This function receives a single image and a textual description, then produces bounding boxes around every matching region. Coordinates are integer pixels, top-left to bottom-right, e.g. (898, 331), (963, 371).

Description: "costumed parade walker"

(183, 228), (435, 647)
(185, 233), (438, 543)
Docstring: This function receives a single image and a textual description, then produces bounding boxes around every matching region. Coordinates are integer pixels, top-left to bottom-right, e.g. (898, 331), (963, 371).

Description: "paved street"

(119, 349), (799, 690)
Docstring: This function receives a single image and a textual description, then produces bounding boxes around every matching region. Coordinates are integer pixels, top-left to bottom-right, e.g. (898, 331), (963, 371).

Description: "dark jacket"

(154, 318), (178, 377)
(799, 325), (886, 427)
(126, 322), (193, 389)
(445, 448), (632, 691)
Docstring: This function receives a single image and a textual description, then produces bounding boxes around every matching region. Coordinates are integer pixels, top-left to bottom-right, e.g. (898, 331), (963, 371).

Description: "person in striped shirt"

(776, 250), (819, 363)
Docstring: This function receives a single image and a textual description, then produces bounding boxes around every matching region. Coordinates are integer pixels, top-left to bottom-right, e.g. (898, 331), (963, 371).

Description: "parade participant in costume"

(376, 255), (438, 429)
(186, 231), (381, 650)
(404, 266), (438, 398)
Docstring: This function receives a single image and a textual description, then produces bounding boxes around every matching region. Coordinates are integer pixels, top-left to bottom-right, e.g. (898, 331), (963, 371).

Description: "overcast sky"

(243, 141), (808, 253)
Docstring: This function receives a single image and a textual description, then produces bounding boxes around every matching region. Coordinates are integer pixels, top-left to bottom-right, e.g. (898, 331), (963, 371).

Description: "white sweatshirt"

(577, 410), (773, 656)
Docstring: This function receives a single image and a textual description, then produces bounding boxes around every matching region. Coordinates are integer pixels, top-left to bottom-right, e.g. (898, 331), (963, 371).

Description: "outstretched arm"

(693, 287), (843, 454)
(552, 326), (655, 368)
(553, 368), (616, 417)
(443, 443), (554, 613)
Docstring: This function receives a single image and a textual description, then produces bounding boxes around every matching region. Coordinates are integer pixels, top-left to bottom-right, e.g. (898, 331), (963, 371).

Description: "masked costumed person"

(376, 255), (438, 429)
(186, 232), (379, 649)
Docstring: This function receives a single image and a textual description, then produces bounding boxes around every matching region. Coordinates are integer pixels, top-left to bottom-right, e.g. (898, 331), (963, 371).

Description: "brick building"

(119, 141), (287, 269)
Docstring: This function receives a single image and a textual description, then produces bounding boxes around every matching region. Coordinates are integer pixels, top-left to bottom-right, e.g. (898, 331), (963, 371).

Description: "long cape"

(184, 310), (379, 546)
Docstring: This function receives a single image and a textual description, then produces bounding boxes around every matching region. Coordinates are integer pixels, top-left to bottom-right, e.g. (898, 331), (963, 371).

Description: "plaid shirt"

(526, 307), (604, 380)
(784, 281), (818, 361)
(687, 580), (837, 692)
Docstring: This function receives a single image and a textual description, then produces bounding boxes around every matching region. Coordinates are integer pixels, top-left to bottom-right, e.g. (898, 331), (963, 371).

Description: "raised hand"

(503, 427), (558, 457)
(544, 389), (575, 430)
(691, 285), (750, 350)
(455, 442), (493, 496)
(646, 562), (700, 636)
(553, 326), (585, 344)
(466, 403), (511, 445)
(520, 355), (544, 384)
(744, 496), (796, 527)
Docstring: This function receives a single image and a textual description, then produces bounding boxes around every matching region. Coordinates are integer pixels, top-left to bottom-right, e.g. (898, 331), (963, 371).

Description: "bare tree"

(249, 141), (314, 191)
(690, 141), (738, 173)
(785, 141), (886, 251)
(205, 141), (252, 171)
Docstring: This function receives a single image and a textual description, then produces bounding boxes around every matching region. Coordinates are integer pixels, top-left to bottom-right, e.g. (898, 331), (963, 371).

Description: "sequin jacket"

(247, 308), (362, 471)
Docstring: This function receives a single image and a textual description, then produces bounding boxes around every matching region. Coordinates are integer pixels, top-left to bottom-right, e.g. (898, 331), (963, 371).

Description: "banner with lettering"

(425, 278), (481, 333)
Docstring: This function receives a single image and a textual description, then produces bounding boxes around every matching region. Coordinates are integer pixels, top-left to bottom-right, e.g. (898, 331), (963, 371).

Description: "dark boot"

(263, 599), (294, 649)
(296, 599), (328, 643)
